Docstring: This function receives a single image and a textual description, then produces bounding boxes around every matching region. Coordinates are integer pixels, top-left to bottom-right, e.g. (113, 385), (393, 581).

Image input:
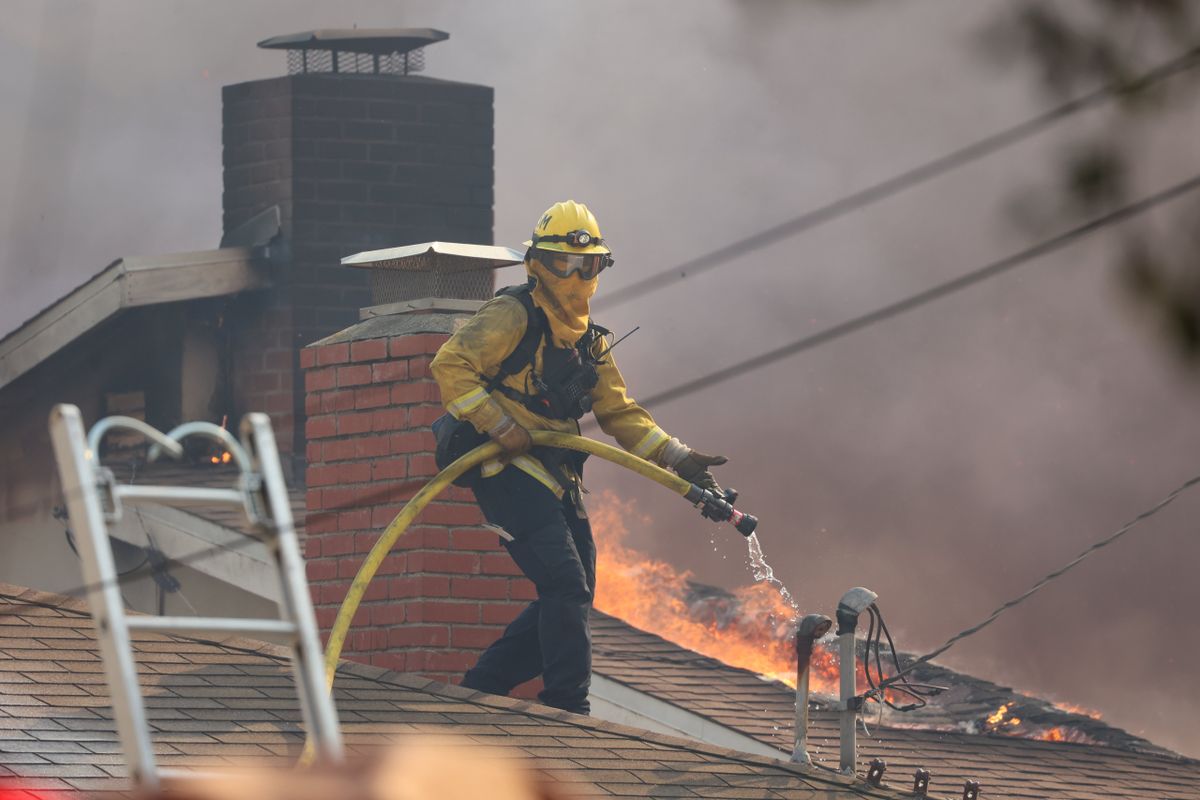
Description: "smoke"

(2, 0), (1199, 758)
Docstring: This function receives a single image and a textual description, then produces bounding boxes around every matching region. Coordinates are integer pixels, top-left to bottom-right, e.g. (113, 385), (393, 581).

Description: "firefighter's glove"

(659, 437), (728, 495)
(488, 416), (532, 462)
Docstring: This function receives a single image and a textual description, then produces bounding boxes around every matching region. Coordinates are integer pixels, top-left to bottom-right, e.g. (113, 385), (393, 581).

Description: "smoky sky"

(2, 0), (1199, 757)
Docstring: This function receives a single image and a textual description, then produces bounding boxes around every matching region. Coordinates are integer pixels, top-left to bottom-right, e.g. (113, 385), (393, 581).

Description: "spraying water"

(746, 532), (799, 617)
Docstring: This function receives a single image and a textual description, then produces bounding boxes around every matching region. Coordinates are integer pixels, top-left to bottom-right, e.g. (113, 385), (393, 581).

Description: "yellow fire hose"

(303, 431), (756, 764)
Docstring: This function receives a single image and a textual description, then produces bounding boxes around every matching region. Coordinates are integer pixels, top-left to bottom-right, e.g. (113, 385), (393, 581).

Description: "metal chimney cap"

(343, 241), (524, 274)
(257, 28), (449, 56)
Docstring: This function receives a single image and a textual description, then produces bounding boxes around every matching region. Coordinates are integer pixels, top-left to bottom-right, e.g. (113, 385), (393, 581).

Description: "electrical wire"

(174, 586), (199, 616)
(23, 175), (1200, 655)
(860, 604), (944, 713)
(37, 164), (1200, 623)
(318, 174), (1200, 515)
(56, 506), (150, 579)
(618, 171), (1200, 412)
(864, 470), (1200, 701)
(594, 42), (1200, 312)
(82, 460), (185, 615)
(28, 459), (1198, 707)
(0, 492), (273, 622)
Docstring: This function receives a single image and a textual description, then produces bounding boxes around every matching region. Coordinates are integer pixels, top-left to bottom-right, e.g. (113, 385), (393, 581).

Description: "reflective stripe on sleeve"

(447, 387), (490, 419)
(631, 426), (669, 460)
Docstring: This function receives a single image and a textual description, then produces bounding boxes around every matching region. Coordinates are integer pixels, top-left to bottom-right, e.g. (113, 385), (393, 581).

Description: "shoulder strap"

(486, 283), (546, 392)
(582, 320), (611, 360)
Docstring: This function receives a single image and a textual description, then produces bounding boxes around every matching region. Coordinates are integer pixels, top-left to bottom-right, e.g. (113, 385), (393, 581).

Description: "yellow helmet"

(524, 200), (613, 280)
(525, 200), (611, 254)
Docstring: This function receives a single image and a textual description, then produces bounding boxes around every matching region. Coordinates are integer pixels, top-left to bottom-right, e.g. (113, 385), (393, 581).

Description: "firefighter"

(430, 200), (726, 715)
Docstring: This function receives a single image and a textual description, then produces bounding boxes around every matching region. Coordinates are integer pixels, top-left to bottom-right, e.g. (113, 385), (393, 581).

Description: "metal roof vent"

(257, 28), (450, 76)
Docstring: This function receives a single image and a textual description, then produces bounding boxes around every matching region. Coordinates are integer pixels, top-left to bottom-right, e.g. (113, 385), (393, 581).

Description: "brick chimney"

(302, 245), (539, 689)
(221, 29), (492, 475)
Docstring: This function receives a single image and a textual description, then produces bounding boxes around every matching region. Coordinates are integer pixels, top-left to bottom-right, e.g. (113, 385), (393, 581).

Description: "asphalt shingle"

(0, 586), (889, 799)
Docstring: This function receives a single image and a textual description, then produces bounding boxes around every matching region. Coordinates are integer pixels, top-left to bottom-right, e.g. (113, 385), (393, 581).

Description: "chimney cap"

(342, 241), (523, 274)
(257, 28), (449, 56)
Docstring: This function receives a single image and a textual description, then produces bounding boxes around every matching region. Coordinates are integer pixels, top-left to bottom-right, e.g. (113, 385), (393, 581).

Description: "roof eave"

(0, 246), (271, 392)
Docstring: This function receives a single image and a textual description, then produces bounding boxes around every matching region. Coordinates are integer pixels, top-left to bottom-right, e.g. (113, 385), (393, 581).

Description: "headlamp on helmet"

(531, 229), (603, 248)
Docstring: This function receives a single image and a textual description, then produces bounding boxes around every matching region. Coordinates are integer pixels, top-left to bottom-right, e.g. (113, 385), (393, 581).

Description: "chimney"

(221, 28), (493, 475)
(302, 244), (541, 690)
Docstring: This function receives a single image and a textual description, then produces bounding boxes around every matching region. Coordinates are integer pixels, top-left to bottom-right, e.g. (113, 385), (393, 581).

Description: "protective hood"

(526, 258), (598, 347)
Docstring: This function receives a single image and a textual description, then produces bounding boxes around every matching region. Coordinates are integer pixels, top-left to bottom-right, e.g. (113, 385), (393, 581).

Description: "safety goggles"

(531, 247), (614, 280)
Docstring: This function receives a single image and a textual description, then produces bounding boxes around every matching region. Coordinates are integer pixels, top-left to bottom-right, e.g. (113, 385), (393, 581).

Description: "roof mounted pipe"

(836, 586), (877, 775)
(791, 613), (832, 766)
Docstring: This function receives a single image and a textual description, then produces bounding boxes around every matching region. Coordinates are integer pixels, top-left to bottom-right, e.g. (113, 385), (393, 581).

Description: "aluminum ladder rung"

(157, 767), (226, 784)
(50, 406), (343, 791)
(126, 616), (298, 644)
(115, 485), (247, 506)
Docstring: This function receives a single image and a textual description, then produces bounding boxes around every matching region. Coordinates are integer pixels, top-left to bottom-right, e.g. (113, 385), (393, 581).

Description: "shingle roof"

(588, 612), (1200, 800)
(0, 585), (908, 799)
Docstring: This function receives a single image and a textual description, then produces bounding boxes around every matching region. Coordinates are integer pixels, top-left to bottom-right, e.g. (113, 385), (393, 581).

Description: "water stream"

(746, 532), (799, 617)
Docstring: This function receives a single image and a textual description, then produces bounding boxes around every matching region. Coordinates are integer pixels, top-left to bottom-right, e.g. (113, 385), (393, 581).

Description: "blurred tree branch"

(983, 1), (1200, 364)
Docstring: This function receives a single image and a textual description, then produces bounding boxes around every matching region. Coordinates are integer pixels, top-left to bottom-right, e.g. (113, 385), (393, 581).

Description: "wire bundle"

(861, 603), (945, 712)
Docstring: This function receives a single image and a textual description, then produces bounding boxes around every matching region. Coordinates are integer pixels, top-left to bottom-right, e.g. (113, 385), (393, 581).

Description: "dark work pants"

(460, 465), (596, 715)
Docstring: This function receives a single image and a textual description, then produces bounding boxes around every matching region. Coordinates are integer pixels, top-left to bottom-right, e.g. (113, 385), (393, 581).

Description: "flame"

(1039, 727), (1067, 742)
(210, 451), (232, 465)
(983, 704), (1101, 744)
(591, 492), (840, 693)
(984, 703), (1022, 729)
(1053, 702), (1102, 719)
(1031, 726), (1099, 745)
(589, 492), (1101, 744)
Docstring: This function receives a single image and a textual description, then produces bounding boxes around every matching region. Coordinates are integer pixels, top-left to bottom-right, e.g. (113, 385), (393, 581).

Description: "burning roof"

(588, 612), (1200, 800)
(27, 464), (1193, 798)
(588, 492), (1166, 755)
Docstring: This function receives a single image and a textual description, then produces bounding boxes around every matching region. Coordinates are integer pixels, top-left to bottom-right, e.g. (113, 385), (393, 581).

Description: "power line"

(43, 172), (1200, 581)
(620, 172), (1200, 412)
(594, 43), (1200, 312)
(23, 176), (1200, 611)
(329, 171), (1200, 497)
(867, 469), (1200, 698)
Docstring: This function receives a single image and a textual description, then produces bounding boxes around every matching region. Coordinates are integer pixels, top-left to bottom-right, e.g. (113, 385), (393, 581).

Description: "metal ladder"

(48, 404), (342, 790)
